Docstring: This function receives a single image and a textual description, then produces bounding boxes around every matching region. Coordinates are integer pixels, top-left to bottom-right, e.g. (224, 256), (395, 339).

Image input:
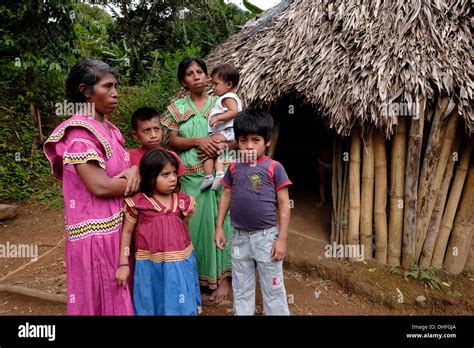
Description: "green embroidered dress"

(161, 96), (232, 289)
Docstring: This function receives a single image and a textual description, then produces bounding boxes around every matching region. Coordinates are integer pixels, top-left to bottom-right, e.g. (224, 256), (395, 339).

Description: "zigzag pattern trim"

(63, 150), (106, 169)
(66, 211), (123, 241)
(46, 119), (112, 158)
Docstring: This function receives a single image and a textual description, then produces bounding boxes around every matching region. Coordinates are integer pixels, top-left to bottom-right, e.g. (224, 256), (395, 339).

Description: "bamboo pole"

(415, 96), (450, 261)
(443, 162), (474, 274)
(342, 158), (349, 248)
(267, 120), (280, 159)
(431, 138), (473, 269)
(388, 118), (407, 266)
(419, 132), (461, 269)
(374, 131), (388, 264)
(347, 127), (361, 261)
(464, 233), (474, 272)
(360, 128), (374, 260)
(341, 138), (350, 247)
(336, 141), (343, 244)
(331, 139), (337, 243)
(422, 110), (458, 232)
(402, 96), (426, 269)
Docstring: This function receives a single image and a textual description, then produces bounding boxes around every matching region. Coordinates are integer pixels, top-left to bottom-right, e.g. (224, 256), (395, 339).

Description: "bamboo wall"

(331, 98), (474, 274)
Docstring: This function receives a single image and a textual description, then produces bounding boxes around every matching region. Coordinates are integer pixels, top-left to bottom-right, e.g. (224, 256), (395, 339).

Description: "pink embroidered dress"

(44, 114), (134, 315)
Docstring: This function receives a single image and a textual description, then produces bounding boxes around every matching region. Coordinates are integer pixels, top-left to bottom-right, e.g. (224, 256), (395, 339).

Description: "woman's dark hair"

(211, 64), (240, 88)
(234, 109), (274, 143)
(177, 56), (207, 88)
(139, 149), (181, 196)
(66, 57), (118, 103)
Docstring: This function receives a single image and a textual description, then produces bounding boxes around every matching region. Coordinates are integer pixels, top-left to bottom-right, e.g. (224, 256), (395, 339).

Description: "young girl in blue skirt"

(116, 149), (201, 315)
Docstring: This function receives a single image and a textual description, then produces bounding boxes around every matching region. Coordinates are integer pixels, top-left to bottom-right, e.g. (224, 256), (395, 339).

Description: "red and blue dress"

(124, 191), (201, 315)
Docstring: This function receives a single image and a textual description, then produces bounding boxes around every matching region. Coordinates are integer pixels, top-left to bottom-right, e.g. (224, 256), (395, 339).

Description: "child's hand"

(209, 117), (221, 127)
(271, 238), (286, 261)
(214, 226), (227, 250)
(115, 266), (130, 288)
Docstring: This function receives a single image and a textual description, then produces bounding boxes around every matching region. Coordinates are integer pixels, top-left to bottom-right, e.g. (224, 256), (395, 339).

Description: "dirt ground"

(0, 202), (472, 316)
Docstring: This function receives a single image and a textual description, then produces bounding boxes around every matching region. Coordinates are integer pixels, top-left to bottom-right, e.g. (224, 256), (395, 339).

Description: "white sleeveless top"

(208, 92), (242, 134)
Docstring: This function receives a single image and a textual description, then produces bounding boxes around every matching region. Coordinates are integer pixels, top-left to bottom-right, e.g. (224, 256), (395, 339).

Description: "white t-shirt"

(208, 92), (242, 135)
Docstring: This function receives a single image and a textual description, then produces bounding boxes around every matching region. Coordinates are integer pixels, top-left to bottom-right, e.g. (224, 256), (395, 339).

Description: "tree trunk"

(443, 162), (474, 274)
(415, 96), (450, 261)
(402, 97), (426, 269)
(347, 128), (361, 261)
(374, 131), (388, 264)
(419, 131), (461, 269)
(431, 138), (473, 269)
(388, 118), (407, 266)
(360, 128), (374, 259)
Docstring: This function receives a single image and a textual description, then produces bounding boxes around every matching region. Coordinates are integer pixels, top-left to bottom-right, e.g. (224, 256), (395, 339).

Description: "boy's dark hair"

(139, 149), (181, 196)
(211, 64), (240, 88)
(131, 107), (160, 131)
(66, 57), (118, 103)
(234, 109), (274, 143)
(177, 57), (207, 88)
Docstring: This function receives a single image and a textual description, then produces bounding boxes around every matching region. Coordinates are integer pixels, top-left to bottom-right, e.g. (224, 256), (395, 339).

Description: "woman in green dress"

(161, 57), (234, 303)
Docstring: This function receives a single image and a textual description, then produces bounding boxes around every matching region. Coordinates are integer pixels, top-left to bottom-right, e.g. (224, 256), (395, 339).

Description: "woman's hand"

(197, 137), (221, 159)
(113, 165), (140, 196)
(198, 139), (227, 162)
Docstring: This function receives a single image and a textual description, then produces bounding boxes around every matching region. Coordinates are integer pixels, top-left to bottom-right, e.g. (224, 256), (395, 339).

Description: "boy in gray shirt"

(214, 109), (292, 315)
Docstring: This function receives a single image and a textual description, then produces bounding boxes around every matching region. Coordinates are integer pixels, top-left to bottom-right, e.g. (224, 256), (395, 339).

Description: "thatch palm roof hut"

(168, 0), (473, 273)
(205, 0), (473, 136)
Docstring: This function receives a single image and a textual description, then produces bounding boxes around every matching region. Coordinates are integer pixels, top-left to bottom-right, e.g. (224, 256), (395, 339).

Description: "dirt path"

(0, 203), (472, 315)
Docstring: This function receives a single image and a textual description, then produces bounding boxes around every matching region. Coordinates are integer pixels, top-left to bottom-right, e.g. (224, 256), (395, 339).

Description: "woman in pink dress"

(43, 58), (139, 315)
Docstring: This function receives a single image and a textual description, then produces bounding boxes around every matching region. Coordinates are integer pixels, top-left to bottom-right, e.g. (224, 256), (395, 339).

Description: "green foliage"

(243, 0), (264, 14)
(72, 2), (114, 60)
(107, 0), (252, 83)
(388, 266), (402, 276)
(447, 289), (462, 297)
(0, 109), (54, 202)
(34, 183), (63, 209)
(403, 262), (443, 290)
(0, 0), (251, 205)
(110, 46), (200, 148)
(173, 0), (253, 56)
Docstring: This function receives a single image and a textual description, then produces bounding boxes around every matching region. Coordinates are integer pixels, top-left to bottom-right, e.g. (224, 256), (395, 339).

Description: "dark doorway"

(271, 96), (334, 204)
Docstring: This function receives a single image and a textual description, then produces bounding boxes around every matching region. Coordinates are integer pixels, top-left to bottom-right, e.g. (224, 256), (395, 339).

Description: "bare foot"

(208, 278), (230, 303)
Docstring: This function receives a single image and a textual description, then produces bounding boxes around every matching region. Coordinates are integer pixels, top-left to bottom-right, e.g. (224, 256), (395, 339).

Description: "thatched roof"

(204, 0), (473, 136)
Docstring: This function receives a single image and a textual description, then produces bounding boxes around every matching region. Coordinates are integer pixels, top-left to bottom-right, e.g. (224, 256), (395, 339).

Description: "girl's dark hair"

(139, 149), (181, 196)
(234, 109), (274, 143)
(177, 56), (207, 87)
(211, 64), (240, 88)
(66, 57), (118, 103)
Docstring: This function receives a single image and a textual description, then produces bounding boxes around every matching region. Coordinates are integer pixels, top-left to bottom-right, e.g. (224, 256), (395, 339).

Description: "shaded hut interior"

(271, 96), (333, 207)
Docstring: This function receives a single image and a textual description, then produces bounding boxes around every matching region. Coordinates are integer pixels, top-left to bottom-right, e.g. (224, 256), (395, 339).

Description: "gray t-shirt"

(222, 156), (292, 231)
